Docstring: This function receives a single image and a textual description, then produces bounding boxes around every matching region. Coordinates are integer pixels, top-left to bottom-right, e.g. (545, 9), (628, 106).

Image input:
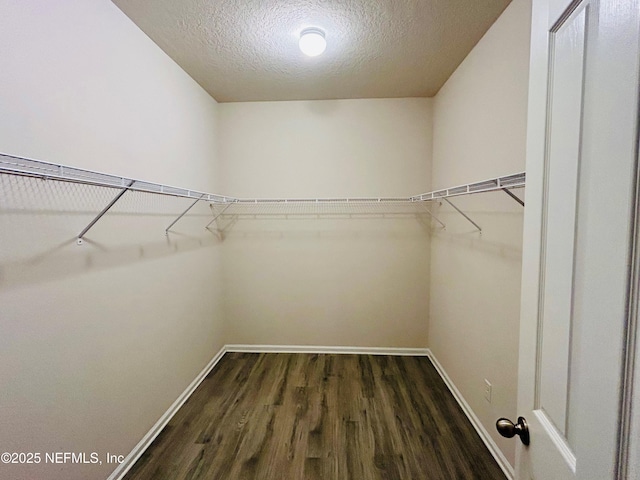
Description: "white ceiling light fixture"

(299, 28), (327, 57)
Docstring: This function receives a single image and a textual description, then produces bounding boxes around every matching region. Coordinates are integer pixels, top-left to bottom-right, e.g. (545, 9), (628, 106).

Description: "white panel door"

(513, 0), (640, 478)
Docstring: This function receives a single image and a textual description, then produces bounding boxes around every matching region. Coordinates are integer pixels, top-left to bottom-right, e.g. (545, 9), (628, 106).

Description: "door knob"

(496, 416), (530, 446)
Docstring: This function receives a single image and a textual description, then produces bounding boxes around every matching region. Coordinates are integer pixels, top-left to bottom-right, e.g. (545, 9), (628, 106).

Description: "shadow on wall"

(425, 189), (526, 261)
(0, 229), (222, 290)
(432, 222), (522, 261)
(0, 174), (222, 289)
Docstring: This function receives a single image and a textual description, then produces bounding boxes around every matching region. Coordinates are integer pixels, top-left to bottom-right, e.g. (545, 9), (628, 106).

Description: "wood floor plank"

(124, 353), (506, 480)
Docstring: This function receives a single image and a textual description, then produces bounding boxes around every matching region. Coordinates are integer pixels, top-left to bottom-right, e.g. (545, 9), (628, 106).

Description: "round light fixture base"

(299, 28), (327, 57)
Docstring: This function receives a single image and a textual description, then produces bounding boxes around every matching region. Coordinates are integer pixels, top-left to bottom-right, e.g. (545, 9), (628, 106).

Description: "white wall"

(0, 1), (224, 479)
(429, 0), (531, 468)
(218, 99), (432, 348)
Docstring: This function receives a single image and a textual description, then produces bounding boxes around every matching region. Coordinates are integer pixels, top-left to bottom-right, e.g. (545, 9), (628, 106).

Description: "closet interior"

(0, 1), (531, 479)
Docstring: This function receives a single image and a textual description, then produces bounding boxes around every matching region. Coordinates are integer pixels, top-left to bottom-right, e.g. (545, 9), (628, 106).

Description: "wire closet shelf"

(409, 172), (526, 202)
(0, 153), (525, 240)
(0, 153), (233, 203)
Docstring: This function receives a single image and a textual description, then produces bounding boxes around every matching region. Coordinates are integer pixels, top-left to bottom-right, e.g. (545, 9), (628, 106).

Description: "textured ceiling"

(112, 0), (511, 102)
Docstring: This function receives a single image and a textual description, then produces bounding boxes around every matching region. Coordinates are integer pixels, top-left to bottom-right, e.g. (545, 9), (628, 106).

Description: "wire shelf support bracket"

(420, 204), (446, 229)
(165, 194), (206, 235)
(502, 188), (525, 206)
(443, 198), (482, 234)
(77, 180), (135, 245)
(205, 202), (236, 230)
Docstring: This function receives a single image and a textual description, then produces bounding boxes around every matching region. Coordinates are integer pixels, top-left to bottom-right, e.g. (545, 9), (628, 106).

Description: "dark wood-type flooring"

(124, 353), (506, 480)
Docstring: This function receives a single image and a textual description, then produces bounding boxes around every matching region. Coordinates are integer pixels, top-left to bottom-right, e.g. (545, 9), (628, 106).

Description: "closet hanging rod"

(0, 153), (234, 204)
(227, 197), (414, 204)
(410, 172), (526, 202)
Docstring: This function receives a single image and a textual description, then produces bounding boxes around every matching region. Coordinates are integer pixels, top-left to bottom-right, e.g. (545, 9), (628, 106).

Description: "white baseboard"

(425, 349), (514, 480)
(225, 344), (430, 356)
(107, 345), (227, 480)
